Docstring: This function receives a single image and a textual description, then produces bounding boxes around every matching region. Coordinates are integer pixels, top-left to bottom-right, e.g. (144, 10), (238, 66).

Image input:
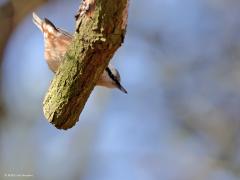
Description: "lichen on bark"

(43, 0), (129, 130)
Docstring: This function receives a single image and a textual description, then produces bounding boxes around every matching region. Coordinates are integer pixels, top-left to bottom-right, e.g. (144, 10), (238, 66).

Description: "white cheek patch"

(44, 24), (56, 34)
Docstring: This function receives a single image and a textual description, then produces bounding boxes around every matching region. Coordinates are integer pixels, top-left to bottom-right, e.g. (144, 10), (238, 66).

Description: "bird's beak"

(117, 83), (128, 94)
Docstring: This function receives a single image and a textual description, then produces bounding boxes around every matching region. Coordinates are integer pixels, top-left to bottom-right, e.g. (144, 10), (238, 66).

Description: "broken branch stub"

(43, 0), (129, 130)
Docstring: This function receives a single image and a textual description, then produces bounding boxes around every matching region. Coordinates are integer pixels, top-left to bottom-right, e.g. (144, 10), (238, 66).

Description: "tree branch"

(43, 0), (129, 130)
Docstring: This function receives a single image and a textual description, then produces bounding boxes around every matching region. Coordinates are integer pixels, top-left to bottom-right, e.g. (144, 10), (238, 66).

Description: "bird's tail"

(32, 12), (43, 32)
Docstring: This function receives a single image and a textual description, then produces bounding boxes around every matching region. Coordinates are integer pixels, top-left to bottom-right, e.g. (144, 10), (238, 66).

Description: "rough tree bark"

(43, 0), (129, 130)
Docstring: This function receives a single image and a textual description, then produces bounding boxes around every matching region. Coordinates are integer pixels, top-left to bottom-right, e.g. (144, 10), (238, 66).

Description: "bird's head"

(101, 65), (128, 94)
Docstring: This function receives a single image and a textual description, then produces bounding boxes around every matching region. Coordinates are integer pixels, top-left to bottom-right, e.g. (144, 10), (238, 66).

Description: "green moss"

(43, 0), (128, 130)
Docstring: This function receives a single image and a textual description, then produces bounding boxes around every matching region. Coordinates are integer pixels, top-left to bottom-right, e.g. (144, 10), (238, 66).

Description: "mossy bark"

(43, 0), (129, 130)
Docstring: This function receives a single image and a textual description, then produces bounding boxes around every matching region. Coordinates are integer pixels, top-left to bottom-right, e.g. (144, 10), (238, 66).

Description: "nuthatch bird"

(32, 12), (127, 93)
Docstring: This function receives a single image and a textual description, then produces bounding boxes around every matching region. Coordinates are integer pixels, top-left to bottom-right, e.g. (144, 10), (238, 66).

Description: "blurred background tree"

(0, 0), (48, 117)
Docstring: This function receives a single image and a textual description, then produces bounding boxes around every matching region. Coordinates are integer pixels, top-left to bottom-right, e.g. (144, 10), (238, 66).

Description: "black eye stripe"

(106, 67), (121, 86)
